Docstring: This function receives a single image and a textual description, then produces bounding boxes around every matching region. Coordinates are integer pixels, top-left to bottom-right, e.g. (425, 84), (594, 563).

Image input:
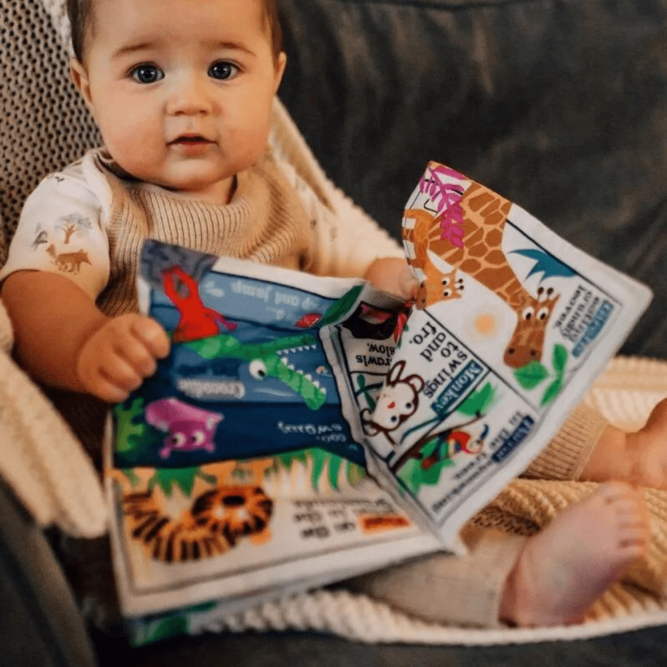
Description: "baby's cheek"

(101, 116), (163, 178)
(112, 140), (165, 183)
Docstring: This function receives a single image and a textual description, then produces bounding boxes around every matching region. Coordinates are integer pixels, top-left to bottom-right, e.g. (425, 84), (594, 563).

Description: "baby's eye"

(209, 61), (239, 81)
(130, 64), (164, 84)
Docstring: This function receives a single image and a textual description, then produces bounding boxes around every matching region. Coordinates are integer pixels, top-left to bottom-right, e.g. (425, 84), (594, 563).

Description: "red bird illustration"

(163, 266), (237, 343)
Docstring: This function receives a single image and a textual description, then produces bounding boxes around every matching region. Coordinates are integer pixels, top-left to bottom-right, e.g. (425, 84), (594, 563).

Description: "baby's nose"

(166, 76), (213, 115)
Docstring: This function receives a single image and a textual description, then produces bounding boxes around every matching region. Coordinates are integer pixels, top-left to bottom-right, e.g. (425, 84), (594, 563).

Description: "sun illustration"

(475, 312), (496, 335)
(466, 305), (505, 342)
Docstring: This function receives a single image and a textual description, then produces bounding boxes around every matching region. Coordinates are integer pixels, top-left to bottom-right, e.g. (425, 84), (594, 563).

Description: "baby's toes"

(616, 517), (650, 552)
(598, 480), (640, 502)
(601, 484), (651, 552)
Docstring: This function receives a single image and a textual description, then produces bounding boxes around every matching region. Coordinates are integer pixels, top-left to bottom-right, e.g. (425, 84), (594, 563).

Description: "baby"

(1, 0), (666, 630)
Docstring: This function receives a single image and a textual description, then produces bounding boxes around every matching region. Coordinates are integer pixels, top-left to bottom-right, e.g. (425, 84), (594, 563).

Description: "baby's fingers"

(117, 326), (162, 377)
(100, 354), (144, 394)
(87, 376), (132, 404)
(364, 258), (418, 301)
(130, 316), (171, 359)
(78, 354), (138, 404)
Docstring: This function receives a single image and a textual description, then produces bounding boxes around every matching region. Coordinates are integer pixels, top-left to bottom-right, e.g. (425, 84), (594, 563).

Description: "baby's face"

(72, 0), (285, 204)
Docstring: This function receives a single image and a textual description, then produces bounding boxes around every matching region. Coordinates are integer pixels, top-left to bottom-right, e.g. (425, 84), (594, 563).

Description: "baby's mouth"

(170, 135), (213, 145)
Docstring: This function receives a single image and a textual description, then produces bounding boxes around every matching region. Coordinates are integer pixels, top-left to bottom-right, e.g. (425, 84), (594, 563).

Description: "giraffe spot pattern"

(469, 242), (487, 257)
(460, 258), (482, 274)
(487, 229), (503, 247)
(464, 227), (484, 246)
(476, 265), (517, 292)
(486, 249), (506, 266)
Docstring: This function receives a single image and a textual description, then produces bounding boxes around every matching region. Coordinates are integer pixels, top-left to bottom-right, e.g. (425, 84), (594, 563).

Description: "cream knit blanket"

(0, 300), (106, 536)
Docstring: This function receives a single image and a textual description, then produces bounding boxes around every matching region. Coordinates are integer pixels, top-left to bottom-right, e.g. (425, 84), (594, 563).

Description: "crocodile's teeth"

(279, 357), (288, 365)
(288, 364), (295, 371)
(305, 374), (313, 382)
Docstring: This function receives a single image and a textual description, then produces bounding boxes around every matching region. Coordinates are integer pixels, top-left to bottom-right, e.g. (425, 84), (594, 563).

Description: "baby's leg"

(580, 398), (667, 489)
(500, 482), (650, 626)
(339, 525), (526, 628)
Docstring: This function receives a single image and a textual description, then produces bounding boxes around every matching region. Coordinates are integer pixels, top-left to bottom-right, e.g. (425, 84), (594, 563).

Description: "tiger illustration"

(123, 484), (273, 562)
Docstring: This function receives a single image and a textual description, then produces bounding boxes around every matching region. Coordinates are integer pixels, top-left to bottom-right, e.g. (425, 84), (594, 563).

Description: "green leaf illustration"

(514, 361), (549, 390)
(396, 439), (453, 495)
(540, 377), (564, 407)
(319, 285), (363, 327)
(133, 615), (190, 646)
(275, 451), (308, 470)
(328, 456), (342, 490)
(552, 344), (568, 375)
(310, 450), (327, 489)
(269, 448), (366, 491)
(148, 467), (216, 498)
(114, 398), (145, 453)
(457, 382), (498, 416)
(131, 600), (218, 646)
(120, 468), (141, 488)
(355, 375), (377, 411)
(346, 460), (367, 486)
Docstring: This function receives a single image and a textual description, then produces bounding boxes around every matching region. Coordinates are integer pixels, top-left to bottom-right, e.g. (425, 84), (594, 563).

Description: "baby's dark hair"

(67, 0), (283, 62)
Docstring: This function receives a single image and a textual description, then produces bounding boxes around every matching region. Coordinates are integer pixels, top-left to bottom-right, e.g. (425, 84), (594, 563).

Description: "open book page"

(105, 242), (440, 642)
(343, 162), (652, 550)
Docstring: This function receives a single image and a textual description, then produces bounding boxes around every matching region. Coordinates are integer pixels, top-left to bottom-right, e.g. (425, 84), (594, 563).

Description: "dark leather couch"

(1, 0), (666, 665)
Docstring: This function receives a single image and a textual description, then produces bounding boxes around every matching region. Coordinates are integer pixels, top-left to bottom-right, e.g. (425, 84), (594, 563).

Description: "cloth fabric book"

(105, 163), (651, 644)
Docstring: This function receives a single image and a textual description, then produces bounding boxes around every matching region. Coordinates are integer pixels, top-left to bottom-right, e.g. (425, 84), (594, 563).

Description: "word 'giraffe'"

(402, 183), (560, 368)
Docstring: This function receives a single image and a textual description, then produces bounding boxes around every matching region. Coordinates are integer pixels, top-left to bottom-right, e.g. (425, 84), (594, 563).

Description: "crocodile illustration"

(184, 333), (328, 410)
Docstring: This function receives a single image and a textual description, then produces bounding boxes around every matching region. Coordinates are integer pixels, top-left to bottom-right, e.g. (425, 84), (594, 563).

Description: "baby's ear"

(69, 59), (95, 115)
(273, 52), (287, 93)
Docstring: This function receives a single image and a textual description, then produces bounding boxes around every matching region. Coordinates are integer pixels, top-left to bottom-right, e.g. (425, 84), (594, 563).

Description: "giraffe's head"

(503, 287), (560, 368)
(415, 267), (465, 310)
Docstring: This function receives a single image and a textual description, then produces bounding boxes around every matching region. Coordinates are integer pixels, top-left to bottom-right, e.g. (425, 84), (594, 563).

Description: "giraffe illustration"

(403, 183), (560, 368)
(402, 207), (465, 308)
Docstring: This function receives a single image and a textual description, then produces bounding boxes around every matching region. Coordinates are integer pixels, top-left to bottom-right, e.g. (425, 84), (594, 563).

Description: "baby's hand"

(76, 314), (170, 403)
(363, 258), (418, 302)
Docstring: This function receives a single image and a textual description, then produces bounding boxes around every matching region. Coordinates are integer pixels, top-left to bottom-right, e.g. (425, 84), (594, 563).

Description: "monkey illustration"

(361, 360), (424, 445)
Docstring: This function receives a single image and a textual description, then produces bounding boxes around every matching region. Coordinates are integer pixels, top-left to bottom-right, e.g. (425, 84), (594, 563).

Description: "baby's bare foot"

(500, 482), (650, 627)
